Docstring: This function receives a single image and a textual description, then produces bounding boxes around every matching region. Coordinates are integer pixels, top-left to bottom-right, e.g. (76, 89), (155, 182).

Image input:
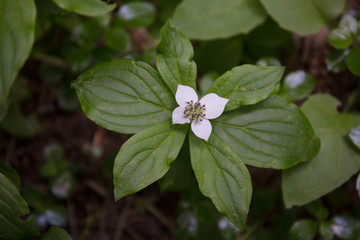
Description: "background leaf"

(282, 94), (360, 208)
(260, 0), (346, 35)
(213, 95), (320, 169)
(172, 0), (266, 40)
(42, 226), (72, 240)
(345, 46), (360, 77)
(51, 0), (115, 17)
(194, 38), (243, 75)
(279, 70), (315, 101)
(0, 172), (40, 240)
(328, 28), (353, 49)
(113, 122), (187, 200)
(156, 20), (197, 95)
(0, 0), (36, 121)
(118, 1), (156, 28)
(207, 65), (285, 111)
(189, 132), (252, 230)
(74, 59), (175, 134)
(288, 220), (318, 240)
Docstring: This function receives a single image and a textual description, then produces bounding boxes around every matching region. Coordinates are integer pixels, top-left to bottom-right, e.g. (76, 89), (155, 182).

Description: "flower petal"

(191, 119), (212, 141)
(199, 93), (229, 119)
(172, 106), (190, 124)
(175, 85), (198, 107)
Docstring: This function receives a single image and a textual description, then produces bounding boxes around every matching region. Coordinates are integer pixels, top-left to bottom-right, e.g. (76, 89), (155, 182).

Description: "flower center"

(183, 100), (206, 124)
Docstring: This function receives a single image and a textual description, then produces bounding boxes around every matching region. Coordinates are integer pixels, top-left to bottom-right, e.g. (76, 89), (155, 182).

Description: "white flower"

(172, 85), (229, 141)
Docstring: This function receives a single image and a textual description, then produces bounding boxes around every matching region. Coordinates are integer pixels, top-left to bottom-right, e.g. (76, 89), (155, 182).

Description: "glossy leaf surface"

(213, 95), (320, 169)
(156, 20), (197, 95)
(207, 65), (285, 111)
(114, 122), (187, 200)
(52, 0), (115, 16)
(74, 59), (175, 134)
(172, 0), (266, 40)
(189, 132), (252, 230)
(282, 94), (360, 207)
(0, 0), (36, 120)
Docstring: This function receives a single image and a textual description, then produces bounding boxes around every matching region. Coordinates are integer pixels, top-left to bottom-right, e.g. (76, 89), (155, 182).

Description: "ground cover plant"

(1, 0), (360, 239)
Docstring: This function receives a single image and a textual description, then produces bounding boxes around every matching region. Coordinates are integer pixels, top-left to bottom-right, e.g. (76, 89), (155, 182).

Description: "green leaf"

(328, 28), (353, 49)
(279, 70), (315, 101)
(42, 226), (72, 240)
(207, 65), (284, 111)
(288, 220), (318, 240)
(339, 14), (358, 35)
(113, 121), (187, 200)
(199, 72), (219, 96)
(213, 95), (320, 169)
(345, 46), (360, 77)
(74, 59), (175, 134)
(51, 0), (116, 17)
(118, 1), (156, 28)
(172, 0), (266, 40)
(156, 20), (197, 95)
(0, 172), (40, 240)
(320, 221), (334, 239)
(158, 142), (193, 192)
(325, 49), (348, 73)
(194, 38), (243, 75)
(349, 125), (360, 149)
(189, 132), (252, 230)
(282, 94), (360, 208)
(248, 18), (292, 47)
(0, 0), (36, 121)
(260, 0), (345, 36)
(0, 162), (21, 190)
(0, 78), (43, 138)
(105, 24), (130, 52)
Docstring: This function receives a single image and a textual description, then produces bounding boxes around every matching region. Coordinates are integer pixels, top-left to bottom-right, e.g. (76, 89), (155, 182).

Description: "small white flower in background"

(172, 85), (229, 141)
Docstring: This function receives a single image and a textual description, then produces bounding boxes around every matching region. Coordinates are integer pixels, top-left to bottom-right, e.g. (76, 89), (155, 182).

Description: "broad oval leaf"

(260, 0), (345, 36)
(0, 173), (39, 240)
(156, 20), (197, 95)
(0, 0), (36, 121)
(282, 94), (360, 208)
(113, 122), (187, 200)
(207, 65), (285, 111)
(74, 59), (175, 134)
(51, 0), (115, 17)
(189, 132), (252, 230)
(172, 0), (266, 40)
(213, 95), (320, 169)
